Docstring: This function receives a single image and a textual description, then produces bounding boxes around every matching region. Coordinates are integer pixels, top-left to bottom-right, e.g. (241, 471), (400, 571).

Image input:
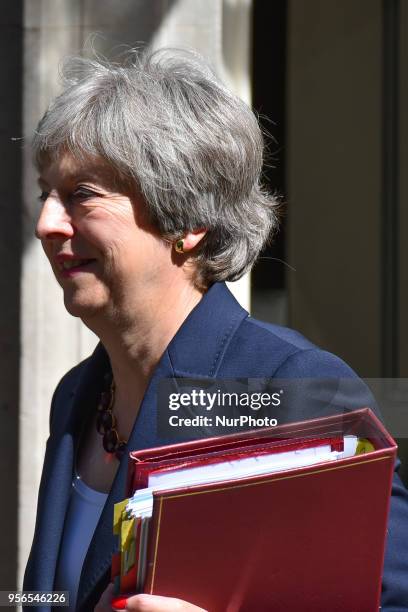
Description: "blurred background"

(1, 0), (407, 592)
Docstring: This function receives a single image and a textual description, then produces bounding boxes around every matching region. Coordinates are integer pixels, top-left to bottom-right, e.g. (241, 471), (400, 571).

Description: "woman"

(24, 48), (408, 611)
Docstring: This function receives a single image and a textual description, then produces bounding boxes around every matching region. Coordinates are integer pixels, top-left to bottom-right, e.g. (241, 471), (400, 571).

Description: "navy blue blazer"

(24, 283), (408, 611)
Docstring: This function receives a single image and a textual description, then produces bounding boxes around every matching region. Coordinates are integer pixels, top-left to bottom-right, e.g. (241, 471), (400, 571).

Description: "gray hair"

(33, 48), (279, 288)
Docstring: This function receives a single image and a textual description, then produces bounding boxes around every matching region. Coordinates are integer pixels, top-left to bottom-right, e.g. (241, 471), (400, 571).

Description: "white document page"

(127, 435), (358, 519)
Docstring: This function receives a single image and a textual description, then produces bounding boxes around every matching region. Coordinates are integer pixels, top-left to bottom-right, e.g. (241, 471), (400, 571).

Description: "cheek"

(80, 215), (132, 251)
(122, 236), (171, 281)
(134, 232), (171, 264)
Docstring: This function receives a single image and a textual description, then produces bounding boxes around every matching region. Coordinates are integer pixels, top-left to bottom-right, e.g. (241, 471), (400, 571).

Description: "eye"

(71, 186), (99, 201)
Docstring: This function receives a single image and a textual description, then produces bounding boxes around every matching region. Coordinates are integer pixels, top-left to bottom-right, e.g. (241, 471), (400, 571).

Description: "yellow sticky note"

(113, 499), (129, 535)
(121, 516), (136, 574)
(121, 515), (135, 552)
(356, 438), (375, 454)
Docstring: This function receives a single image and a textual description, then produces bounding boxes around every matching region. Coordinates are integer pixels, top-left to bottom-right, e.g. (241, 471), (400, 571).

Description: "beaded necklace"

(96, 374), (127, 460)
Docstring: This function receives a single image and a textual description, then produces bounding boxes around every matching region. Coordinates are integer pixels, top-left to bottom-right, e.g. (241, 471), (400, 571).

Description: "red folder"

(112, 408), (396, 612)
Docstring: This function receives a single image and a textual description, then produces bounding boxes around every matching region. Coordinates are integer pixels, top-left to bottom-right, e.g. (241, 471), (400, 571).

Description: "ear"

(180, 229), (207, 252)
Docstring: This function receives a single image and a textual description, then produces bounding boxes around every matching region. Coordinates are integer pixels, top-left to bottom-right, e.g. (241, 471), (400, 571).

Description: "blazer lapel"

(76, 283), (248, 610)
(77, 352), (176, 610)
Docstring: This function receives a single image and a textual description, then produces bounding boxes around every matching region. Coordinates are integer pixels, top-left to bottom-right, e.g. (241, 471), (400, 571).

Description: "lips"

(60, 258), (94, 270)
(55, 255), (97, 275)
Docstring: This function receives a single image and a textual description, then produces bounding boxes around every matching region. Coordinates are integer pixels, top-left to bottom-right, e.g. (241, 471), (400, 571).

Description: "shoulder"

(225, 316), (377, 420)
(48, 355), (93, 431)
(222, 315), (359, 379)
(52, 358), (90, 400)
(48, 343), (110, 433)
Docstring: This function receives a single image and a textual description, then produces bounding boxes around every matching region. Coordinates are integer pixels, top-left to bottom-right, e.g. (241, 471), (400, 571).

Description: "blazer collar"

(70, 283), (247, 609)
(167, 282), (248, 377)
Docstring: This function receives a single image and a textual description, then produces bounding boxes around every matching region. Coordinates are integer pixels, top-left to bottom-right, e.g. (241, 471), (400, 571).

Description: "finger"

(125, 594), (206, 612)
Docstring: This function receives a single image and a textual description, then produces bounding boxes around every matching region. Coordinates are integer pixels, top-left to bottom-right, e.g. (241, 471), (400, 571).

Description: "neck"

(83, 280), (204, 431)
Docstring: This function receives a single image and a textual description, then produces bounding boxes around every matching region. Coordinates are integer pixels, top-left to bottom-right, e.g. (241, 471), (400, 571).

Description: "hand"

(95, 583), (207, 612)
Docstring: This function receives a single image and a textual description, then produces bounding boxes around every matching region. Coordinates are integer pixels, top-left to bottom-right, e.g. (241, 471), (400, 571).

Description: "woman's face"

(36, 153), (172, 321)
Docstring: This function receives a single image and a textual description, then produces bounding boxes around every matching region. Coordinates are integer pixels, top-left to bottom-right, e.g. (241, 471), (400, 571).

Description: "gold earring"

(174, 239), (184, 254)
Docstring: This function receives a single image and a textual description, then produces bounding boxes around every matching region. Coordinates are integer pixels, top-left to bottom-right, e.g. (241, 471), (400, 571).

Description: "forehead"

(38, 153), (121, 190)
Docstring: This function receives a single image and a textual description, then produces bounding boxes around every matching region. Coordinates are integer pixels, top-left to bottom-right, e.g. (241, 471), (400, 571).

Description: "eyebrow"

(37, 169), (107, 185)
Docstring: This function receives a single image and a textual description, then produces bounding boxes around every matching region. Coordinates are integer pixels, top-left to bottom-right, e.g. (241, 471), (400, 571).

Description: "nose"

(35, 193), (74, 241)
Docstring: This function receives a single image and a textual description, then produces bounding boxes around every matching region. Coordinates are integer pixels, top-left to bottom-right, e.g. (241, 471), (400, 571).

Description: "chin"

(63, 290), (106, 319)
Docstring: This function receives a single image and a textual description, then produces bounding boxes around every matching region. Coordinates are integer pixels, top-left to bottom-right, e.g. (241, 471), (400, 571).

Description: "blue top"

(24, 283), (408, 611)
(54, 475), (107, 611)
